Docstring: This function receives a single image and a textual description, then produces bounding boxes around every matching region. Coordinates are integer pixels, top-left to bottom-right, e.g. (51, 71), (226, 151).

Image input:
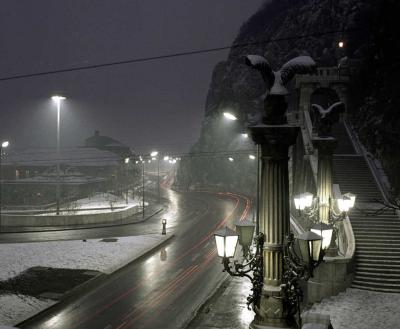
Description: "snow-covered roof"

(2, 147), (120, 167)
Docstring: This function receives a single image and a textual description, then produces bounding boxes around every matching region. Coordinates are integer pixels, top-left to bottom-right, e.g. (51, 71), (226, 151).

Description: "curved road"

(6, 189), (252, 329)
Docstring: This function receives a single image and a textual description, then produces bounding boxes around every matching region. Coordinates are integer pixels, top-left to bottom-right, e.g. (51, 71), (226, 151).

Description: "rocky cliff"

(176, 0), (400, 197)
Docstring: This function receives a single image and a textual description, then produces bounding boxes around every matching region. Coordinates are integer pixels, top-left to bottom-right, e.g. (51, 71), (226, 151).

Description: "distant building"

(1, 131), (135, 207)
(1, 147), (126, 207)
(84, 130), (131, 158)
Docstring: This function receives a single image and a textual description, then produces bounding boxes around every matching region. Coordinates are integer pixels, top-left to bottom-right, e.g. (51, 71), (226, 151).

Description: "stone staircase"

(350, 209), (400, 292)
(332, 155), (382, 203)
(331, 122), (400, 293)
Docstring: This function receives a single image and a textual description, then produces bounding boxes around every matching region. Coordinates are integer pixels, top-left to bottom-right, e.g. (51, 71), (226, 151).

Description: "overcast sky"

(0, 0), (265, 155)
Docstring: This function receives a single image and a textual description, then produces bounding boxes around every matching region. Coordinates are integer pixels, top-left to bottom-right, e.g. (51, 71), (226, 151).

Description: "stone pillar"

(250, 121), (298, 328)
(313, 138), (337, 224)
(298, 85), (314, 113)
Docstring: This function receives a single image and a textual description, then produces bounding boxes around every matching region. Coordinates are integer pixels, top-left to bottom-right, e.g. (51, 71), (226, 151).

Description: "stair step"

(356, 250), (400, 256)
(356, 266), (400, 274)
(351, 283), (400, 293)
(357, 262), (400, 269)
(354, 274), (400, 283)
(352, 279), (400, 290)
(356, 271), (400, 279)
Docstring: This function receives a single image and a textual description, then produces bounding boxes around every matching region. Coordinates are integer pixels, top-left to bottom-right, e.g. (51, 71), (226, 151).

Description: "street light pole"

(0, 140), (10, 232)
(142, 160), (145, 219)
(157, 157), (160, 201)
(52, 95), (66, 215)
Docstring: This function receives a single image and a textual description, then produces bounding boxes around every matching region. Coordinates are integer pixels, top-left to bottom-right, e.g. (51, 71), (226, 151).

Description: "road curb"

(16, 233), (175, 328)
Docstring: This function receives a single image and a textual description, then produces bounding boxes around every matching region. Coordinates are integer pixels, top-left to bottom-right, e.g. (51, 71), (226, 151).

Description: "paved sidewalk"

(188, 277), (400, 329)
(187, 276), (254, 329)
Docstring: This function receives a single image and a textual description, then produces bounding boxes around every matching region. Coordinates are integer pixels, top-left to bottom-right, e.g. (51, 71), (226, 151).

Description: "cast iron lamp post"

(214, 224), (264, 309)
(51, 95), (66, 215)
(0, 140), (10, 232)
(214, 223), (325, 324)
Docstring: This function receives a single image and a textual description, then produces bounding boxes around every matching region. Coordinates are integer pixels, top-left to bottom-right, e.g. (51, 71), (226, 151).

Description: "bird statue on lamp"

(311, 102), (345, 137)
(246, 55), (317, 124)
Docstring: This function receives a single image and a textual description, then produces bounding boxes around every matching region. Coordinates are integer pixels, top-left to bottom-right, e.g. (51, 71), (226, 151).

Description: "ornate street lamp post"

(244, 55), (317, 328)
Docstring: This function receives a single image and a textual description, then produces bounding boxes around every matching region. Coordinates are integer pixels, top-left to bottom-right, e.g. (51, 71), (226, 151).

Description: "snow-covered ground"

(40, 192), (144, 215)
(309, 288), (400, 329)
(0, 234), (168, 326)
(4, 192), (146, 216)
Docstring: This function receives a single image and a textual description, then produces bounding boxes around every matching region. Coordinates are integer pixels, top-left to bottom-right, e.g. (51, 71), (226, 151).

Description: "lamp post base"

(249, 285), (291, 329)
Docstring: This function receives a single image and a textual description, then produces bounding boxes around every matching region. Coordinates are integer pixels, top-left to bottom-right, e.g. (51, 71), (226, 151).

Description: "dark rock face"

(177, 0), (399, 195)
(348, 0), (400, 196)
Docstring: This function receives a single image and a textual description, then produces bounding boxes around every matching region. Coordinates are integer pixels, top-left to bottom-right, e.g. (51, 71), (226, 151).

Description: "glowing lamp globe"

(223, 112), (237, 121)
(214, 227), (239, 258)
(311, 222), (333, 250)
(294, 192), (314, 210)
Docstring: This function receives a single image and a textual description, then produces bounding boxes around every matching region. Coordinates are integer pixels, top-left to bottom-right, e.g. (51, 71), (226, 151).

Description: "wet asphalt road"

(2, 189), (251, 329)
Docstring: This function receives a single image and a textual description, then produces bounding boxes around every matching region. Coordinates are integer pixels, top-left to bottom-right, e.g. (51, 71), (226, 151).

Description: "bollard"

(162, 219), (167, 235)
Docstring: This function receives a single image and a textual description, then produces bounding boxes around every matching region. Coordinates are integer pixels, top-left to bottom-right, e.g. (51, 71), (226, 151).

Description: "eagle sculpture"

(311, 102), (345, 137)
(245, 55), (317, 96)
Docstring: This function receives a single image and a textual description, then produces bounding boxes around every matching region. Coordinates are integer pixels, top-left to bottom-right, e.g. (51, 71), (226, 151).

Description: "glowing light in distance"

(1, 141), (9, 148)
(150, 151), (158, 157)
(338, 41), (344, 48)
(242, 133), (248, 138)
(124, 158), (130, 164)
(223, 112), (237, 121)
(51, 95), (66, 102)
(228, 157), (234, 162)
(249, 154), (256, 160)
(164, 156), (169, 161)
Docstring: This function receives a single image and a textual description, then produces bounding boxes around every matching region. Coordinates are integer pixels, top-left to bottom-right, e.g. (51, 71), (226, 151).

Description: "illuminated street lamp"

(51, 95), (66, 215)
(214, 226), (239, 258)
(294, 192), (314, 211)
(0, 140), (10, 232)
(249, 154), (256, 160)
(150, 151), (160, 201)
(223, 112), (237, 121)
(337, 192), (356, 214)
(124, 157), (130, 204)
(228, 157), (234, 162)
(311, 222), (333, 250)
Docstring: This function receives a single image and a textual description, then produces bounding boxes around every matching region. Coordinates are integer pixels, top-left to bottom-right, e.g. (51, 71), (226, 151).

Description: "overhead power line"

(0, 28), (360, 83)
